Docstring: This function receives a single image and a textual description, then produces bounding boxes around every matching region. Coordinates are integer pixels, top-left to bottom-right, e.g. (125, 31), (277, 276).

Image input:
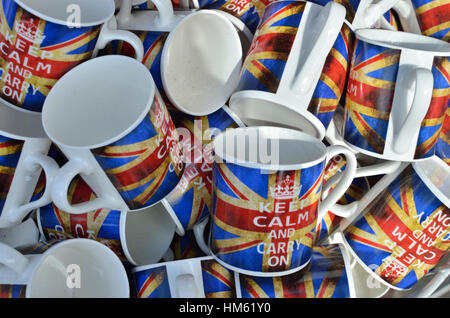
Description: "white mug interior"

(42, 55), (155, 149)
(162, 10), (242, 116)
(27, 239), (129, 298)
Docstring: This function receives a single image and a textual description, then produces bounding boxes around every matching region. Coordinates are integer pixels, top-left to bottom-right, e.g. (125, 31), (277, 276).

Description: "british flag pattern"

(411, 0), (450, 42)
(344, 38), (449, 158)
(0, 284), (26, 298)
(210, 160), (325, 274)
(436, 107), (450, 165)
(92, 91), (184, 211)
(165, 107), (242, 234)
(344, 165), (450, 289)
(235, 0), (306, 94)
(0, 0), (103, 112)
(38, 176), (126, 262)
(238, 244), (351, 298)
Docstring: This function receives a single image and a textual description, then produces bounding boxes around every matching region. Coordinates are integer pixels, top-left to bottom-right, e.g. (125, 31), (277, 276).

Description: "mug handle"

(317, 145), (357, 222)
(94, 16), (145, 62)
(291, 2), (346, 95)
(353, 0), (402, 29)
(7, 153), (60, 224)
(166, 259), (205, 298)
(51, 158), (124, 214)
(393, 67), (434, 155)
(193, 216), (211, 256)
(0, 242), (29, 275)
(117, 0), (183, 31)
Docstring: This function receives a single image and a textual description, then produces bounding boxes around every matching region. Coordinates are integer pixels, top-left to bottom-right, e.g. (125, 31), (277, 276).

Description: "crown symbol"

(270, 175), (301, 200)
(15, 19), (45, 45)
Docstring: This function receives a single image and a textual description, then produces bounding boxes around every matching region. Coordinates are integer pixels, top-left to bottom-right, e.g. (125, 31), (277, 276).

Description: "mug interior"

(15, 0), (115, 26)
(28, 239), (129, 298)
(122, 202), (177, 266)
(162, 10), (242, 115)
(213, 126), (327, 171)
(356, 29), (450, 55)
(42, 56), (154, 149)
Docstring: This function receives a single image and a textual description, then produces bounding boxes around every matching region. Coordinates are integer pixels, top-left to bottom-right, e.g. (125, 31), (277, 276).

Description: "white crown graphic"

(15, 19), (45, 45)
(269, 175), (301, 199)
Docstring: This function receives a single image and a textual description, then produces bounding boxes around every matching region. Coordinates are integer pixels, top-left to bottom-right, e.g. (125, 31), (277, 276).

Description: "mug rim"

(355, 29), (450, 56)
(131, 255), (214, 273)
(213, 126), (328, 171)
(42, 55), (155, 150)
(14, 0), (115, 27)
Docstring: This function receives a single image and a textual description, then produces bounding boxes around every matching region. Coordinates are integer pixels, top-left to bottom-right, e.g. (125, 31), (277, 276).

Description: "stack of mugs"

(0, 0), (448, 298)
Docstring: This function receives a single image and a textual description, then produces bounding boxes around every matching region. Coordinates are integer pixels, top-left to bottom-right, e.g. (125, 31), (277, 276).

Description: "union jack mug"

(161, 106), (245, 236)
(42, 55), (184, 214)
(335, 156), (450, 290)
(343, 28), (450, 162)
(0, 239), (129, 298)
(235, 244), (355, 298)
(0, 0), (145, 113)
(201, 126), (358, 277)
(117, 0), (243, 116)
(229, 0), (347, 140)
(132, 256), (236, 298)
(37, 176), (177, 266)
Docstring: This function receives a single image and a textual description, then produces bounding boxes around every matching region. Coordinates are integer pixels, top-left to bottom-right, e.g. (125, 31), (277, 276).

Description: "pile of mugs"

(0, 0), (448, 298)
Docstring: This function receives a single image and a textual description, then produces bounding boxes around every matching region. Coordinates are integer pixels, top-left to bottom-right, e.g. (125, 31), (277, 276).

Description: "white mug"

(0, 218), (39, 250)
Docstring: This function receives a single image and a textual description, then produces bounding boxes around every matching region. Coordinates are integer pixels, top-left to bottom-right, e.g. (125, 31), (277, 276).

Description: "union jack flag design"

(38, 176), (126, 261)
(315, 155), (370, 243)
(411, 0), (450, 42)
(308, 23), (354, 130)
(436, 106), (450, 165)
(235, 0), (306, 94)
(0, 0), (103, 112)
(0, 135), (23, 215)
(414, 57), (450, 159)
(134, 0), (185, 9)
(210, 160), (325, 274)
(344, 165), (450, 289)
(134, 265), (171, 298)
(344, 38), (400, 155)
(165, 108), (241, 233)
(198, 0), (261, 33)
(201, 259), (236, 298)
(0, 284), (26, 298)
(100, 31), (168, 93)
(238, 245), (350, 298)
(169, 231), (207, 260)
(93, 91), (184, 211)
(344, 38), (450, 158)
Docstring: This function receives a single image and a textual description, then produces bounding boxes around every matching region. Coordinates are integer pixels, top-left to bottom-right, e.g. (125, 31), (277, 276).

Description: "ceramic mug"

(335, 156), (450, 290)
(37, 176), (177, 266)
(0, 239), (129, 298)
(343, 29), (450, 161)
(228, 0), (347, 140)
(132, 256), (236, 298)
(117, 0), (243, 116)
(197, 126), (358, 277)
(42, 55), (184, 214)
(0, 0), (145, 112)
